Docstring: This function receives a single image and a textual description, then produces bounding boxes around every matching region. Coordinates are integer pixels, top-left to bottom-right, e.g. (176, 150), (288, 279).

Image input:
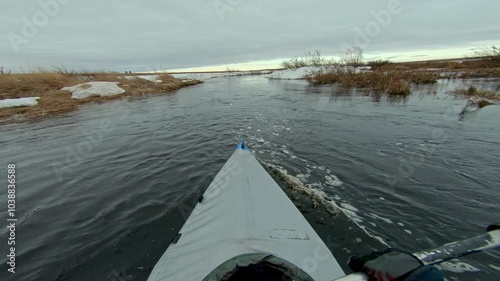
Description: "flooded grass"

(452, 85), (500, 100)
(307, 69), (439, 96)
(0, 71), (201, 123)
(306, 53), (498, 98)
(452, 85), (498, 115)
(300, 45), (499, 98)
(477, 100), (494, 108)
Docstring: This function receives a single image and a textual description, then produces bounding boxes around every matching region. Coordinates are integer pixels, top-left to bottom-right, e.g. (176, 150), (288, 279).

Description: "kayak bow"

(147, 140), (500, 281)
(148, 140), (346, 281)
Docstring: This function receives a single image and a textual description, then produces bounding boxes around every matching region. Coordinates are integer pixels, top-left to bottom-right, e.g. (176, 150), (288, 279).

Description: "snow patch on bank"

(125, 75), (162, 83)
(0, 97), (41, 109)
(171, 70), (272, 81)
(264, 66), (319, 80)
(265, 66), (368, 80)
(62, 82), (126, 99)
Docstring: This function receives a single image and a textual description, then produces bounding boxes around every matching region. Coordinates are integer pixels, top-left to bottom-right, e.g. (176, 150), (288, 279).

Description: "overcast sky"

(1, 0), (499, 72)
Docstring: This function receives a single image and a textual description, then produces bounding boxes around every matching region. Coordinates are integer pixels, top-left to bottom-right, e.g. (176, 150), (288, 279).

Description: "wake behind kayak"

(147, 140), (345, 281)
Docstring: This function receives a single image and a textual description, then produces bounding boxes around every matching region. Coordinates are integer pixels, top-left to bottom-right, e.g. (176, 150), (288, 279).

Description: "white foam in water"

(306, 183), (323, 189)
(358, 225), (389, 246)
(296, 173), (310, 180)
(342, 248), (352, 254)
(489, 264), (500, 272)
(367, 213), (394, 224)
(398, 222), (405, 227)
(260, 153), (389, 247)
(325, 175), (343, 187)
(342, 210), (363, 223)
(379, 197), (386, 201)
(439, 261), (480, 273)
(340, 202), (358, 212)
(262, 162), (340, 216)
(338, 204), (364, 224)
(404, 229), (413, 235)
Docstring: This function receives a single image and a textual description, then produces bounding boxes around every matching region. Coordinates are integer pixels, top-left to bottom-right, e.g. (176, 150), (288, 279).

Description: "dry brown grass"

(457, 68), (500, 78)
(385, 56), (500, 71)
(307, 69), (439, 96)
(452, 85), (500, 100)
(0, 72), (201, 123)
(477, 100), (494, 108)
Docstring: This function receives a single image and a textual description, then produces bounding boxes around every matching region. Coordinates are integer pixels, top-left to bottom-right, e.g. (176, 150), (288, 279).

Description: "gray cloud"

(1, 0), (499, 72)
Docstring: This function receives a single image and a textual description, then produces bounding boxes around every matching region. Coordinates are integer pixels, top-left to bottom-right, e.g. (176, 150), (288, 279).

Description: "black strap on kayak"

(170, 233), (182, 244)
(487, 224), (500, 232)
(349, 249), (428, 281)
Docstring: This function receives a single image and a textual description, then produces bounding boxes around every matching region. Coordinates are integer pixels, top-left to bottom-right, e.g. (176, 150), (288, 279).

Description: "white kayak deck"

(148, 148), (345, 281)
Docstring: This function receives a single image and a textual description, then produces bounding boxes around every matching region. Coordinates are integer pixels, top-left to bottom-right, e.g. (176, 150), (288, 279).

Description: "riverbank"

(304, 56), (500, 94)
(1, 55), (498, 124)
(272, 51), (499, 103)
(0, 72), (202, 123)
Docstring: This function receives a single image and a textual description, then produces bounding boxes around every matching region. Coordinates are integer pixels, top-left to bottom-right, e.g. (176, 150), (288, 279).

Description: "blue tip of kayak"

(237, 139), (250, 151)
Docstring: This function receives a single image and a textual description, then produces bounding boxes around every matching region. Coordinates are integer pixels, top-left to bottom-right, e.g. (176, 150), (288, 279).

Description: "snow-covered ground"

(0, 97), (41, 109)
(167, 66), (370, 82)
(125, 75), (162, 83)
(62, 82), (126, 99)
(171, 70), (272, 81)
(264, 66), (370, 80)
(264, 66), (320, 80)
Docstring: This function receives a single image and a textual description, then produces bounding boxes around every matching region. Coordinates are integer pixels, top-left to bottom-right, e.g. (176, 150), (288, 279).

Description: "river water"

(0, 76), (499, 281)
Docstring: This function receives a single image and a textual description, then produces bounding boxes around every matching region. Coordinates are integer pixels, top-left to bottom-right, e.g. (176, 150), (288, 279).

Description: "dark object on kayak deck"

(147, 139), (497, 281)
(487, 224), (500, 232)
(406, 266), (445, 281)
(348, 249), (444, 281)
(211, 254), (315, 281)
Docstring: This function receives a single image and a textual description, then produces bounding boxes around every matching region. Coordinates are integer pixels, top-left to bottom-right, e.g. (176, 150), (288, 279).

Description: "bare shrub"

(470, 45), (500, 57)
(281, 50), (333, 69)
(367, 60), (392, 70)
(452, 85), (499, 100)
(341, 46), (364, 66)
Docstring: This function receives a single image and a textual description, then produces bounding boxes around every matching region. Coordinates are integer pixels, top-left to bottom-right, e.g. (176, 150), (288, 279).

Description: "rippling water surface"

(0, 77), (499, 280)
